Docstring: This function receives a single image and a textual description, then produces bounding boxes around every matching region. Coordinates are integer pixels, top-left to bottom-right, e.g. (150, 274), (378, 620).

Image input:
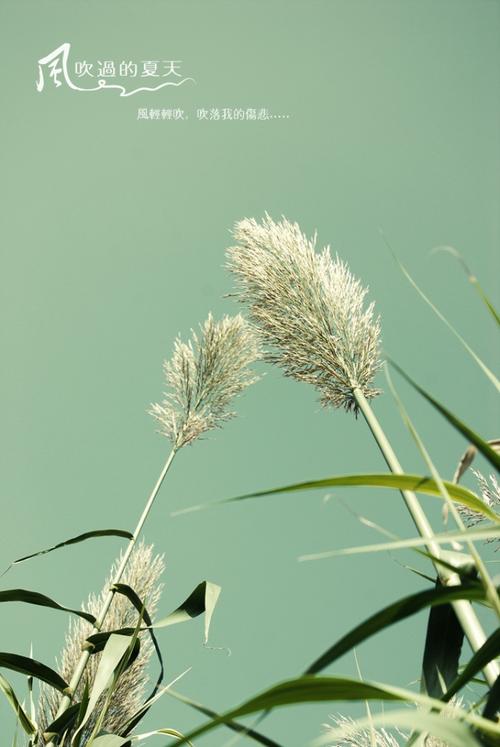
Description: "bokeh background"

(0, 1), (499, 744)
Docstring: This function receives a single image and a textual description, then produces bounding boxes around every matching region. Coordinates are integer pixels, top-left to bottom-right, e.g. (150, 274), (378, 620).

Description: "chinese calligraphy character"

(142, 61), (160, 77)
(197, 108), (209, 120)
(74, 61), (94, 77)
(119, 61), (138, 77)
(97, 60), (116, 77)
(162, 60), (182, 77)
(137, 108), (149, 120)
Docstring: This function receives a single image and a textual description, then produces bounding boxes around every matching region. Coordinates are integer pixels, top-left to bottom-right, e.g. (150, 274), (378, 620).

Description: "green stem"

(353, 388), (499, 687)
(46, 448), (177, 746)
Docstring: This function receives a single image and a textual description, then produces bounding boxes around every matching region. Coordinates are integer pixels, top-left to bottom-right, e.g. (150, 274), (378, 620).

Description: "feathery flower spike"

(227, 215), (381, 413)
(149, 313), (260, 448)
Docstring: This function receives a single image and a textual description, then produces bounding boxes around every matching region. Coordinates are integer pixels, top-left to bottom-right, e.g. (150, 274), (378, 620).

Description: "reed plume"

(38, 542), (164, 741)
(227, 215), (381, 412)
(457, 469), (500, 541)
(149, 312), (261, 447)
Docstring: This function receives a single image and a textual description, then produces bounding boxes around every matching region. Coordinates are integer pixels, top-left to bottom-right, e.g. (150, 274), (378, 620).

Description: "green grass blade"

(152, 581), (221, 643)
(304, 583), (489, 676)
(167, 688), (284, 747)
(421, 594), (463, 697)
(2, 529), (133, 577)
(177, 473), (497, 523)
(385, 238), (500, 390)
(0, 652), (68, 692)
(171, 675), (500, 745)
(389, 360), (500, 472)
(0, 588), (96, 624)
(0, 673), (37, 735)
(298, 525), (500, 561)
(432, 246), (500, 327)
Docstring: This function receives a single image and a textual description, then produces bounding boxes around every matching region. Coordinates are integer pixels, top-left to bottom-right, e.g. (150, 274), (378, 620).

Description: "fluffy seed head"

(325, 715), (400, 746)
(38, 542), (165, 741)
(149, 313), (260, 448)
(227, 215), (381, 413)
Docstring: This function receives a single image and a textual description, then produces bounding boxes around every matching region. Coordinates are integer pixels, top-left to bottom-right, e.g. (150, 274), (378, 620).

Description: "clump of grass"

(38, 542), (164, 740)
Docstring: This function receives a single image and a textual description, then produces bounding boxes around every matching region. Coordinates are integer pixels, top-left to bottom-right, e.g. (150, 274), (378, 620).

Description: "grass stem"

(46, 448), (177, 745)
(353, 388), (499, 687)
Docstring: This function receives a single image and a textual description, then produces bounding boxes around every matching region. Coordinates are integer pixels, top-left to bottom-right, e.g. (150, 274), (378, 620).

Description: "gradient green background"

(0, 1), (499, 744)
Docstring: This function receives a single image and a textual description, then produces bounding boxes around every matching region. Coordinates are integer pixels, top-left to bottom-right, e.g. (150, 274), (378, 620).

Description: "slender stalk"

(353, 388), (499, 687)
(46, 448), (177, 745)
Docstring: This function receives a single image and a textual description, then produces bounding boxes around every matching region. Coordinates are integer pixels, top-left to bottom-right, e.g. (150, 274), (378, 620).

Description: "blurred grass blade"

(389, 361), (500, 471)
(483, 675), (500, 721)
(0, 673), (37, 735)
(0, 652), (68, 691)
(317, 707), (481, 747)
(153, 581), (221, 643)
(3, 529), (133, 576)
(167, 688), (284, 747)
(172, 675), (500, 745)
(85, 737), (130, 747)
(304, 583), (489, 676)
(421, 587), (463, 696)
(0, 588), (96, 624)
(444, 629), (500, 701)
(299, 525), (500, 562)
(387, 242), (499, 390)
(432, 246), (500, 327)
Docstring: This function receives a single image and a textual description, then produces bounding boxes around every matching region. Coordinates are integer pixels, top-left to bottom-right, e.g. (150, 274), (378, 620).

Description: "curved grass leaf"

(299, 525), (500, 562)
(317, 706), (482, 747)
(2, 530), (133, 577)
(180, 473), (497, 523)
(386, 242), (500, 390)
(153, 581), (221, 643)
(111, 583), (164, 735)
(167, 688), (284, 747)
(305, 583), (490, 676)
(171, 675), (500, 745)
(444, 628), (500, 702)
(388, 361), (500, 472)
(0, 588), (96, 624)
(432, 246), (500, 328)
(0, 652), (68, 691)
(0, 673), (36, 735)
(87, 737), (130, 747)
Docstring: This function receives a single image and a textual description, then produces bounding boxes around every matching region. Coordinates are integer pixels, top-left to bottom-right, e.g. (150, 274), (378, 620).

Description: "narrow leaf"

(389, 361), (500, 472)
(3, 529), (133, 576)
(0, 652), (68, 691)
(0, 673), (37, 734)
(444, 628), (500, 701)
(0, 588), (96, 624)
(167, 688), (284, 747)
(172, 675), (500, 745)
(299, 525), (500, 562)
(304, 583), (490, 676)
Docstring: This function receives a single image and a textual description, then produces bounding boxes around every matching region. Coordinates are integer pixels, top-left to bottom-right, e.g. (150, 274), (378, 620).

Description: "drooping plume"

(150, 313), (260, 448)
(38, 542), (165, 740)
(227, 215), (381, 412)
